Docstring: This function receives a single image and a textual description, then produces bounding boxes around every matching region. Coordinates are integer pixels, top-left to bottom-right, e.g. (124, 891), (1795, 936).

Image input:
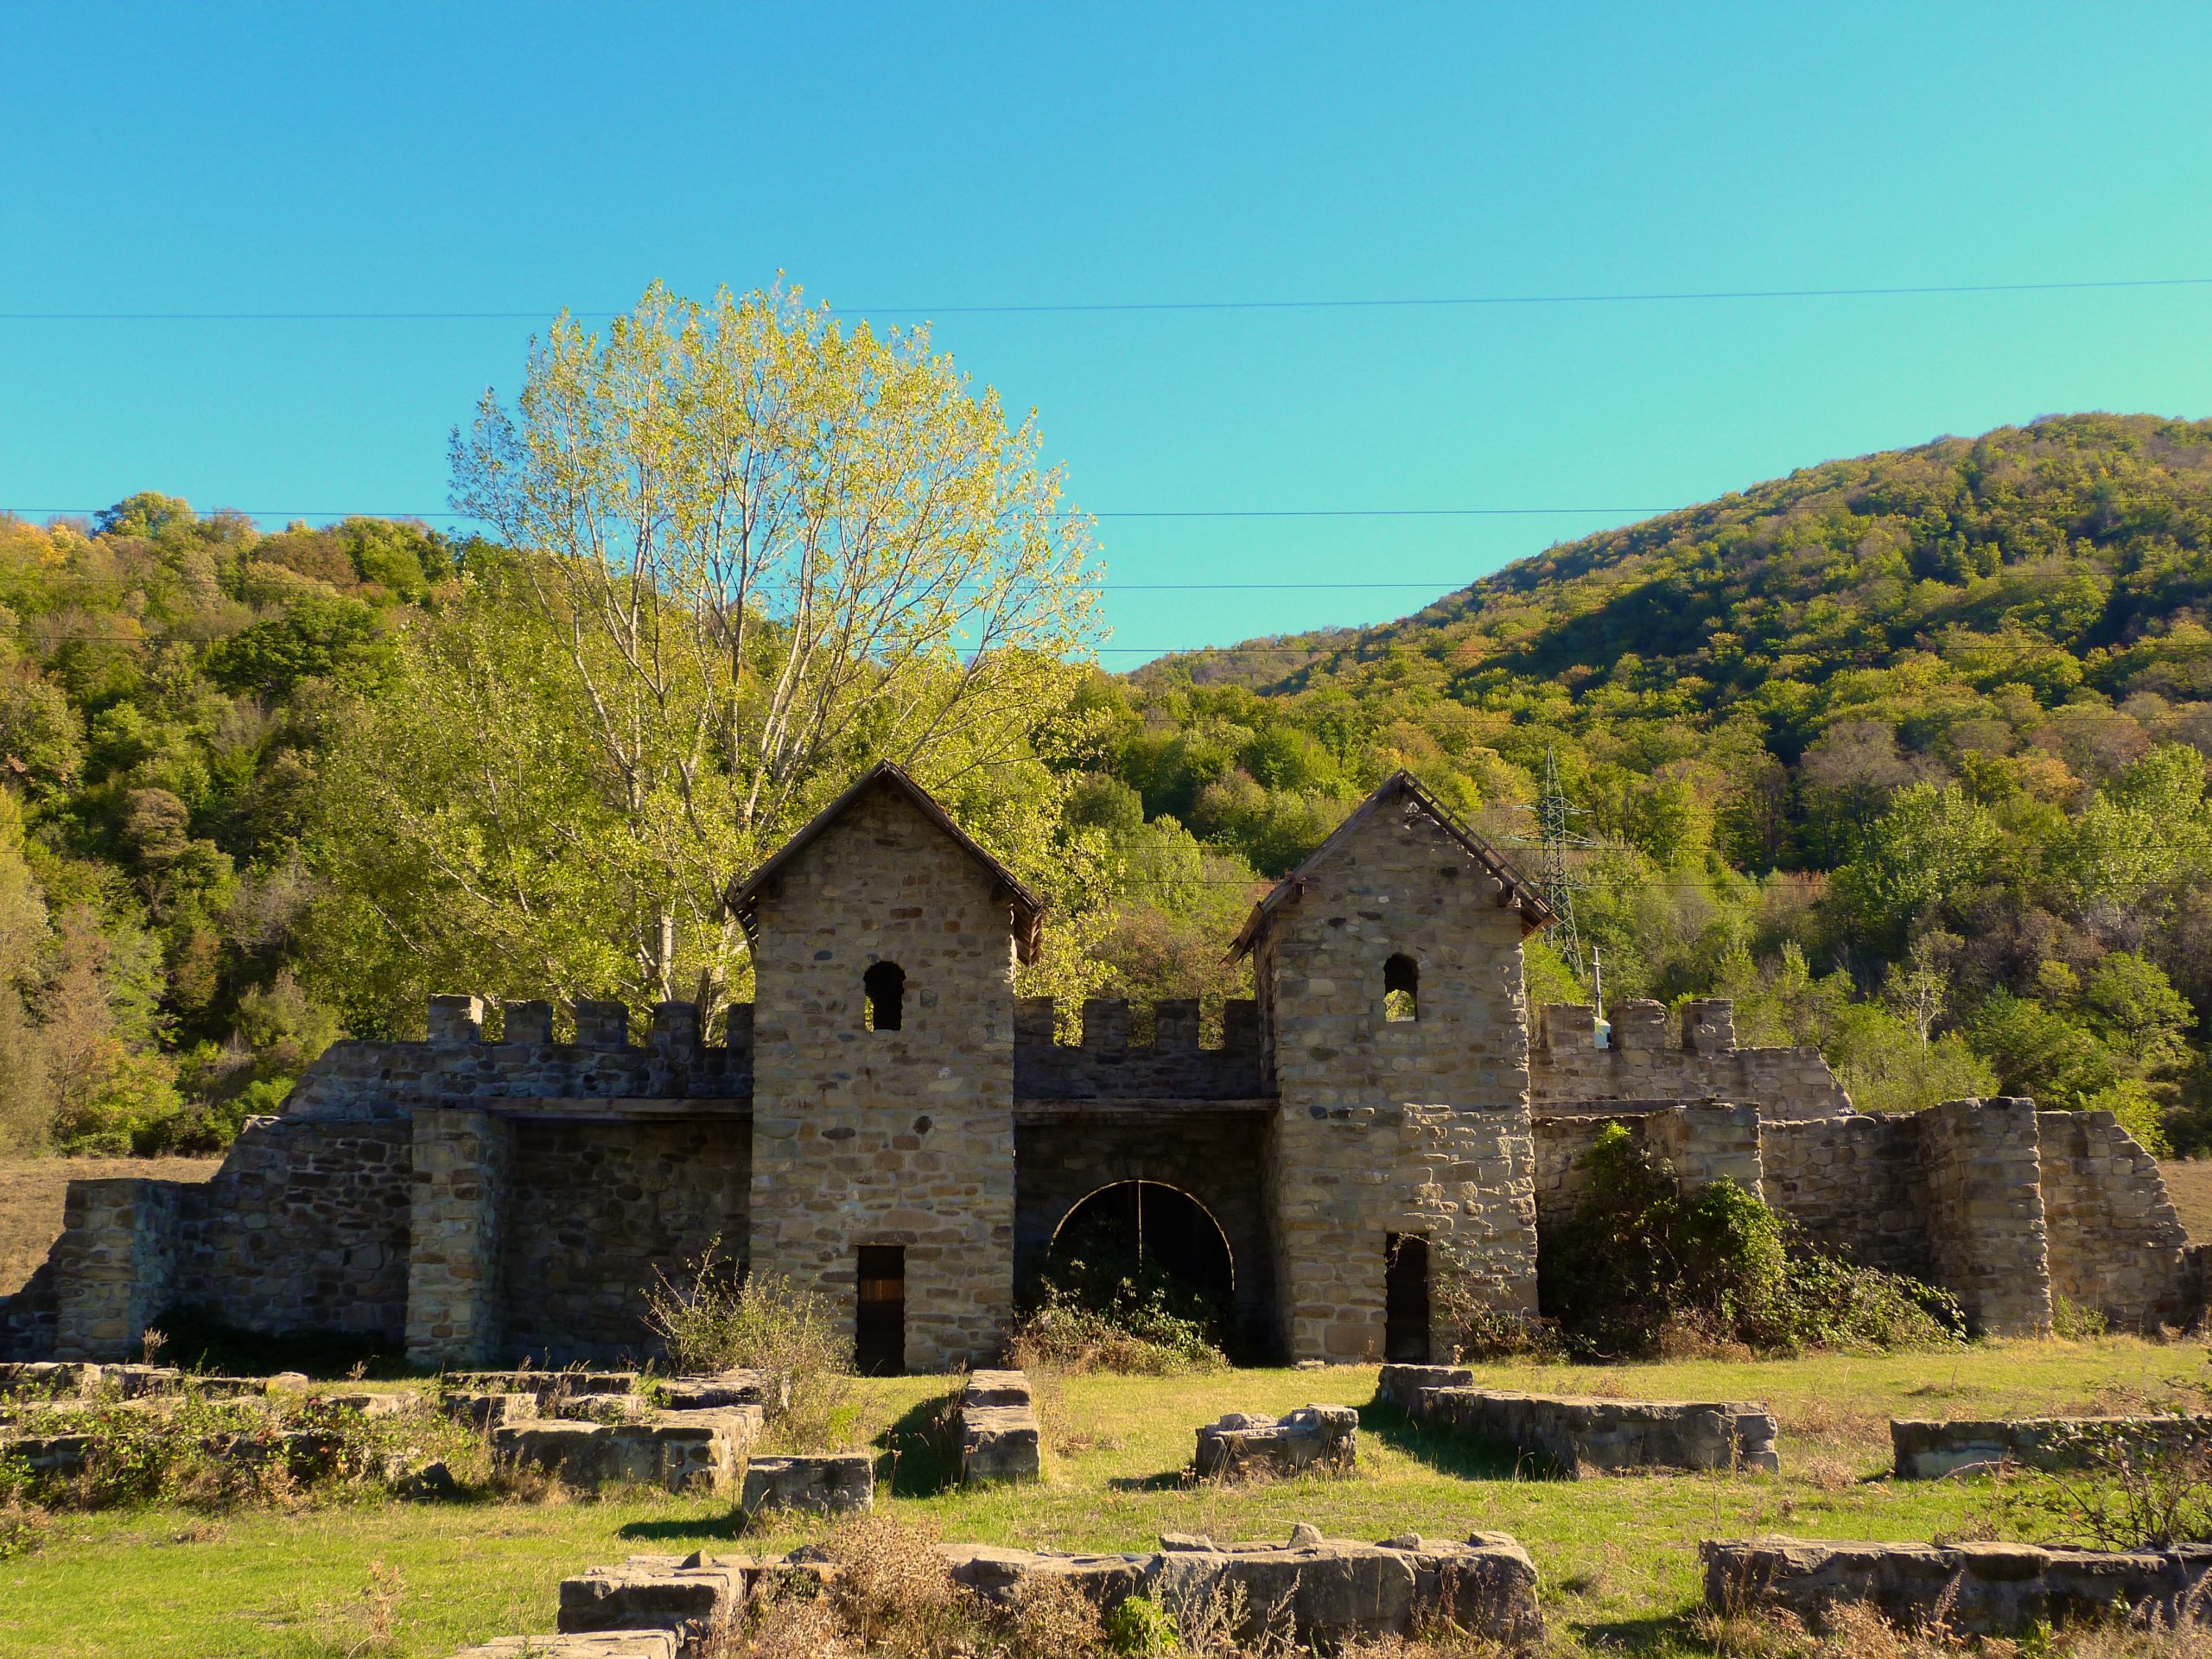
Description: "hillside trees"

(308, 283), (1103, 1028)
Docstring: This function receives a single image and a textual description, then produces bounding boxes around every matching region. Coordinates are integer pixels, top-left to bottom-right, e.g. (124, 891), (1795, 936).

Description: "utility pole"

(1535, 746), (1590, 979)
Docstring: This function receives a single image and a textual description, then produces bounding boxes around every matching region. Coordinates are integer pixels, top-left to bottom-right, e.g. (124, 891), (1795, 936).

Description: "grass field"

(5, 1338), (2209, 1658)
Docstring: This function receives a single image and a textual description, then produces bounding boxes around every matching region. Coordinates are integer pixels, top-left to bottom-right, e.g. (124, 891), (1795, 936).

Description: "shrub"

(1537, 1122), (1961, 1359)
(1007, 1287), (1226, 1376)
(643, 1241), (854, 1449)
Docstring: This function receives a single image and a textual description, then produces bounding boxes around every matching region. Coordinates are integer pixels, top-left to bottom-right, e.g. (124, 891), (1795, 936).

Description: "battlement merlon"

(276, 995), (758, 1120)
(1531, 998), (1849, 1122)
(1012, 996), (1268, 1101)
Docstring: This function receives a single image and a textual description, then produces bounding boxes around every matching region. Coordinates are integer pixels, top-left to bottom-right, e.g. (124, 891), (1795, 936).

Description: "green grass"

(3, 1338), (2206, 1657)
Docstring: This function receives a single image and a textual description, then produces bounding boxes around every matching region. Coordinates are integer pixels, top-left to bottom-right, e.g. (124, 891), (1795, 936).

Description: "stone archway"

(1046, 1179), (1238, 1313)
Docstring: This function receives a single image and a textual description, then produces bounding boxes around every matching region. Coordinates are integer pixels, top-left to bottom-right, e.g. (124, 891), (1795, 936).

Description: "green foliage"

(1101, 1594), (1180, 1656)
(640, 1242), (855, 1449)
(1006, 1287), (1227, 1376)
(1538, 1123), (1961, 1358)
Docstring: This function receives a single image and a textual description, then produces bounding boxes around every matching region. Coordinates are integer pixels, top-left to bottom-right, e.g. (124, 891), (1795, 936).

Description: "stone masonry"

(7, 763), (2202, 1370)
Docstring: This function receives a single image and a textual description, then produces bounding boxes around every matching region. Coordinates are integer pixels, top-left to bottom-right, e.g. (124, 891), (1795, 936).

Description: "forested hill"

(1096, 415), (2212, 1151)
(1148, 414), (2212, 734)
(14, 415), (2212, 1163)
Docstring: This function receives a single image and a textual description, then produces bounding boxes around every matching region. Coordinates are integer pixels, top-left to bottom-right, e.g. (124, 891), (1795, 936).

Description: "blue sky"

(4, 3), (2210, 662)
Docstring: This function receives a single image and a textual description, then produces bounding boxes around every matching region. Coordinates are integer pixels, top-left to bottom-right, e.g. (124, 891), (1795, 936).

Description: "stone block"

(653, 1370), (786, 1413)
(493, 1415), (748, 1493)
(442, 1389), (538, 1432)
(1414, 1386), (1778, 1475)
(1702, 1535), (2212, 1637)
(1376, 1363), (1472, 1414)
(448, 1637), (677, 1659)
(738, 1452), (876, 1516)
(427, 995), (484, 1044)
(1891, 1414), (2212, 1479)
(1194, 1404), (1358, 1478)
(557, 1554), (747, 1648)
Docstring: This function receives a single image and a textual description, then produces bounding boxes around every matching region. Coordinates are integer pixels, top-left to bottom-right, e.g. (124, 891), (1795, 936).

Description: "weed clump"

(1007, 1287), (1225, 1376)
(644, 1240), (855, 1448)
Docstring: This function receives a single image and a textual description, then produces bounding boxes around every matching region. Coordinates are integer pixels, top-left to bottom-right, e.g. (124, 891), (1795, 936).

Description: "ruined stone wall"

(1261, 796), (1539, 1362)
(53, 1180), (181, 1362)
(1757, 1113), (1932, 1277)
(1012, 1111), (1274, 1351)
(1529, 999), (1849, 1121)
(501, 1120), (752, 1363)
(1014, 998), (1263, 1098)
(2037, 1110), (2194, 1330)
(1920, 1096), (2052, 1337)
(747, 781), (1019, 1370)
(175, 1116), (413, 1342)
(1532, 1103), (1764, 1230)
(407, 1107), (512, 1366)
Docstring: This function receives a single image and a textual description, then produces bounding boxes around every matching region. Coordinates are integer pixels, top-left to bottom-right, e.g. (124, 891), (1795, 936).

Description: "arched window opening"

(1383, 953), (1420, 1022)
(863, 962), (905, 1032)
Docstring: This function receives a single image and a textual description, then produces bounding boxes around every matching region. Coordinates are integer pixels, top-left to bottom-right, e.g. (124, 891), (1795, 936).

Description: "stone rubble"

(1891, 1414), (2212, 1478)
(1193, 1403), (1359, 1478)
(738, 1452), (877, 1516)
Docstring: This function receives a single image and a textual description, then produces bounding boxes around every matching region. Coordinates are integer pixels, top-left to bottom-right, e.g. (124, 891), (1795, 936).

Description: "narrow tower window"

(863, 962), (905, 1032)
(1383, 954), (1419, 1022)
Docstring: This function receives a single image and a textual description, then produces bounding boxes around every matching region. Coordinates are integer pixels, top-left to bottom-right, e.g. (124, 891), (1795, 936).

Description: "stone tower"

(1233, 773), (1550, 1362)
(731, 763), (1041, 1371)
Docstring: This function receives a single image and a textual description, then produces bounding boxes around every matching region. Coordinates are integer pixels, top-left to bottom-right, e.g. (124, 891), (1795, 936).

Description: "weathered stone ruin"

(4, 763), (2200, 1371)
(537, 1526), (1543, 1656)
(1192, 1403), (1359, 1478)
(1379, 1364), (1779, 1475)
(738, 1452), (876, 1516)
(1703, 1536), (2212, 1637)
(956, 1368), (1040, 1484)
(1891, 1413), (2212, 1479)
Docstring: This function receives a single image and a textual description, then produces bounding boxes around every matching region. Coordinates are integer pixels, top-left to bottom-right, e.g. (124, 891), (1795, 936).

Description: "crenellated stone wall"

(1530, 998), (1850, 1122)
(1014, 997), (1263, 1098)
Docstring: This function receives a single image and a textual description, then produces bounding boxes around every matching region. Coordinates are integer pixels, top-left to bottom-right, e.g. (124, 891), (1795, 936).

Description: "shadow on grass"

(1358, 1400), (1561, 1481)
(1106, 1469), (1192, 1492)
(1573, 1610), (1700, 1653)
(617, 1509), (753, 1543)
(877, 1388), (964, 1497)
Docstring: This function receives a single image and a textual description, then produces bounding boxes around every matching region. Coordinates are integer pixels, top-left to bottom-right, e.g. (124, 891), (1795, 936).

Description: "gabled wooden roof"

(727, 760), (1046, 963)
(1228, 770), (1554, 958)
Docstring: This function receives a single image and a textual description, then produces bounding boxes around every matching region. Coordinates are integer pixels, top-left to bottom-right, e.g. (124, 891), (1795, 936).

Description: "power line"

(3, 505), (1667, 521)
(3, 273), (2209, 321)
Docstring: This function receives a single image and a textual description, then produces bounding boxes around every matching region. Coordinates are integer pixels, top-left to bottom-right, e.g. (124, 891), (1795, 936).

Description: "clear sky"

(4, 3), (2210, 663)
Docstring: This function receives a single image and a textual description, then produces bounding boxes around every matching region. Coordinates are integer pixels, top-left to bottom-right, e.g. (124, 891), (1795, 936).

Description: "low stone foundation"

(1703, 1536), (2212, 1637)
(958, 1369), (1040, 1485)
(537, 1526), (1541, 1655)
(738, 1452), (876, 1516)
(452, 1637), (677, 1659)
(492, 1408), (758, 1494)
(1379, 1368), (1777, 1474)
(1891, 1415), (2212, 1479)
(1193, 1404), (1358, 1478)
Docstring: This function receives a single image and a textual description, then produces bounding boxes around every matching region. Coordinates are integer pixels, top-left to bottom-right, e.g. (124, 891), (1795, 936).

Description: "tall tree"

(312, 283), (1101, 1024)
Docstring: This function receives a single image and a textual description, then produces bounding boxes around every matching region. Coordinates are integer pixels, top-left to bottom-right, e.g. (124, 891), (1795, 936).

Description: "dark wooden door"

(855, 1245), (906, 1376)
(1384, 1232), (1430, 1363)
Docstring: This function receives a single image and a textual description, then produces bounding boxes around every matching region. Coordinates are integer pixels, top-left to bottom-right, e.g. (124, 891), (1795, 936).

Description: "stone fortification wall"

(2037, 1109), (2195, 1328)
(1532, 1103), (1764, 1228)
(746, 779), (1020, 1370)
(1013, 997), (1264, 1098)
(280, 995), (753, 1122)
(1259, 793), (1540, 1362)
(1919, 1096), (2052, 1337)
(177, 1116), (413, 1343)
(1530, 999), (1849, 1122)
(1757, 1113), (1932, 1278)
(501, 1121), (751, 1363)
